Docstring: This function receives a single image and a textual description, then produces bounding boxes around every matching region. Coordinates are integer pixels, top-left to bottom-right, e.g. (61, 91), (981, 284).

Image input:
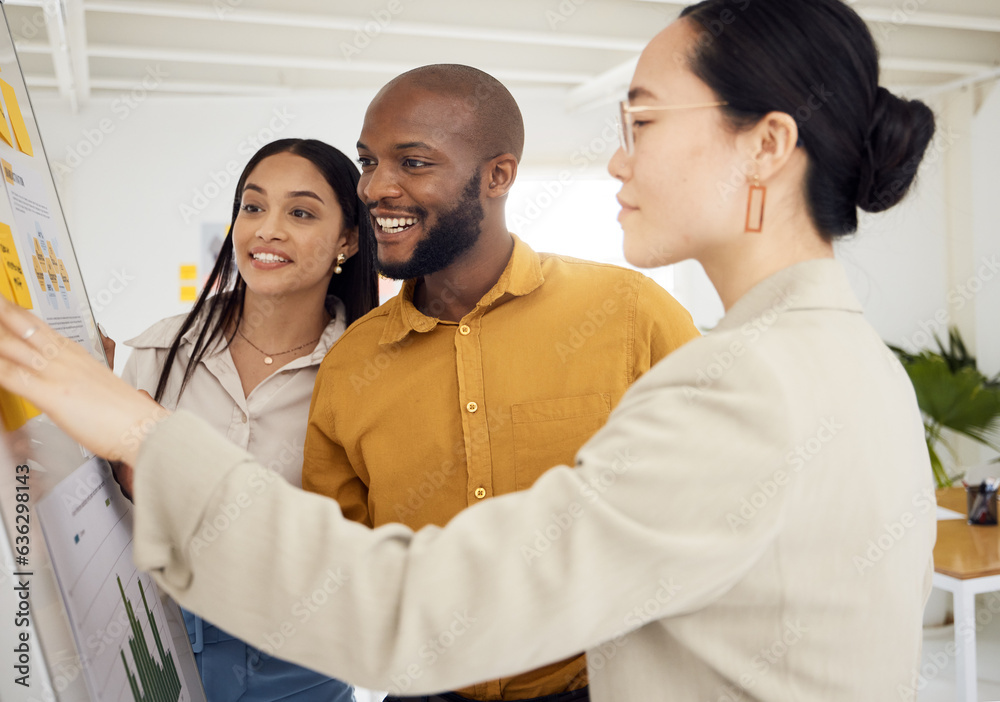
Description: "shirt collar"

(128, 295), (346, 370)
(714, 258), (864, 333)
(379, 234), (544, 346)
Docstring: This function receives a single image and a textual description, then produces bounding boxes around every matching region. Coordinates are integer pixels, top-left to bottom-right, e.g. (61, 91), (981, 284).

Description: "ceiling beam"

(565, 54), (992, 112)
(81, 0), (647, 53)
(41, 0), (76, 109)
(25, 74), (295, 96)
(566, 57), (637, 112)
(64, 0), (91, 101)
(881, 56), (996, 76)
(634, 0), (1000, 32)
(856, 6), (1000, 33)
(74, 43), (593, 86)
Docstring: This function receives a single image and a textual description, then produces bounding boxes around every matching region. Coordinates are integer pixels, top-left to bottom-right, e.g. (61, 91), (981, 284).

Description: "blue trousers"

(183, 610), (354, 702)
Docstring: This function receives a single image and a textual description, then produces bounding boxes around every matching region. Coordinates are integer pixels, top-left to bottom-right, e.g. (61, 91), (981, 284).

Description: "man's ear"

(485, 154), (518, 198)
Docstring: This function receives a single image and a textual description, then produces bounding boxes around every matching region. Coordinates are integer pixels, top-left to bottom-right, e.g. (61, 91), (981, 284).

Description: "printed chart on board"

(37, 458), (193, 702)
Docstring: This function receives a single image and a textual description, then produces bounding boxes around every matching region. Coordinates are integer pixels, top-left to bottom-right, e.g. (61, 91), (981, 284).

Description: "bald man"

(302, 65), (699, 702)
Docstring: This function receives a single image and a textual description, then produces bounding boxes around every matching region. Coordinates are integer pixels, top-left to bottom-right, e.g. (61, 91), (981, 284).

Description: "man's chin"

(375, 256), (418, 281)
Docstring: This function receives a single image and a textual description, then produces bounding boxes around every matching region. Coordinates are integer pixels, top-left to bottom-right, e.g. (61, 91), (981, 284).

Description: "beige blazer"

(133, 259), (935, 700)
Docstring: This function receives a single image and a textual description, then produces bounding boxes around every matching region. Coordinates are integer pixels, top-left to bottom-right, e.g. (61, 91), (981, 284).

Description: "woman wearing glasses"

(0, 0), (937, 698)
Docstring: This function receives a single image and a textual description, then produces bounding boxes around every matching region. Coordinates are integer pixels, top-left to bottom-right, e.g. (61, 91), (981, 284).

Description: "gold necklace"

(236, 327), (322, 365)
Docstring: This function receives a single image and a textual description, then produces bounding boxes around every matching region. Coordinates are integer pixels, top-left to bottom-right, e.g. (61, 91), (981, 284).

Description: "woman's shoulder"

(124, 313), (193, 351)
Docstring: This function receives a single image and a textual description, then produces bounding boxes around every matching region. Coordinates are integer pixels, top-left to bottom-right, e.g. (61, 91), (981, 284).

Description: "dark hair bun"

(856, 87), (936, 213)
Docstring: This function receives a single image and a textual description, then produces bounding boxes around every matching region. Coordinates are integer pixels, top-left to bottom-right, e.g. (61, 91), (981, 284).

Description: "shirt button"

(475, 487), (486, 499)
(459, 325), (471, 336)
(241, 413), (248, 424)
(466, 401), (478, 413)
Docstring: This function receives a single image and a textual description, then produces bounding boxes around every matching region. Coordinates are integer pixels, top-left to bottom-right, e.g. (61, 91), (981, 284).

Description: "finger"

(0, 297), (43, 341)
(0, 323), (73, 382)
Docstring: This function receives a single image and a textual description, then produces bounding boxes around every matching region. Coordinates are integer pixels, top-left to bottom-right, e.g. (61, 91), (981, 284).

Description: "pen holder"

(967, 484), (999, 526)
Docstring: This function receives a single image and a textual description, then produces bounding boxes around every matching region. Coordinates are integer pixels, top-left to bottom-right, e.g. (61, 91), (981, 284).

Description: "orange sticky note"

(0, 223), (31, 309)
(0, 79), (32, 156)
(180, 285), (197, 302)
(180, 264), (197, 280)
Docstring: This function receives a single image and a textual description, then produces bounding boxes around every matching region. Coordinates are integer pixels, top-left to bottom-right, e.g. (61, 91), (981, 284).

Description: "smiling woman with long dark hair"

(120, 138), (376, 702)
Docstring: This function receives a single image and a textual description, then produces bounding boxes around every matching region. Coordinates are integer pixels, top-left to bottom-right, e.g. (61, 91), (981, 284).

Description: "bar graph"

(118, 575), (183, 702)
(37, 458), (197, 701)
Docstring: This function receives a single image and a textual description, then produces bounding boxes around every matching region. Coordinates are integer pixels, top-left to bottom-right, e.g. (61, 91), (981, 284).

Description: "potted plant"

(890, 328), (1000, 489)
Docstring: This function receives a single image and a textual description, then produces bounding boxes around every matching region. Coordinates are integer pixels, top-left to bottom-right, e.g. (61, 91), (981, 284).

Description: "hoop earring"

(745, 175), (766, 234)
(333, 253), (346, 275)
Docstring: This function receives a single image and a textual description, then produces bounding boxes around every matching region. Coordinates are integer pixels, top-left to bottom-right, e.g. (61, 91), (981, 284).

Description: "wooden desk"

(933, 487), (1000, 702)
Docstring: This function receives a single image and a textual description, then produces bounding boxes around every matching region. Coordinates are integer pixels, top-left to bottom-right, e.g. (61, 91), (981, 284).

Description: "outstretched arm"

(0, 297), (791, 694)
(0, 299), (167, 466)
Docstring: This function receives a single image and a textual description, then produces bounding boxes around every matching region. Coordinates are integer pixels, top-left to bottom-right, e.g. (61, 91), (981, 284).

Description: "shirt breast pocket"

(511, 393), (611, 491)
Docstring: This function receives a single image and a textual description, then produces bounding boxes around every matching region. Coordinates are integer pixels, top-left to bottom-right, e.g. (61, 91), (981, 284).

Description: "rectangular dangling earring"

(745, 175), (766, 233)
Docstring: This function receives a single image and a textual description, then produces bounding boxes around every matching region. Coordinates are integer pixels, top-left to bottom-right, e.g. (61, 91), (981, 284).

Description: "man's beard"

(372, 172), (485, 281)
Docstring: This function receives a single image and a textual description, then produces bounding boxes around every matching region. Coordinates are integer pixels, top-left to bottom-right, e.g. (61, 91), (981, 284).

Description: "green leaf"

(890, 327), (1000, 485)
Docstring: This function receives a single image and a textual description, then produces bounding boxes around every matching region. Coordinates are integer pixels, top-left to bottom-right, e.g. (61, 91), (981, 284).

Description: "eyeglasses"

(617, 99), (729, 155)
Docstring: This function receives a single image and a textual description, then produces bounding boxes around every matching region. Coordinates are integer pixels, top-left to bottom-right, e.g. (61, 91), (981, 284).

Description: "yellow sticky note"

(0, 79), (32, 156)
(0, 223), (31, 309)
(0, 388), (41, 432)
(0, 100), (11, 149)
(180, 265), (197, 280)
(0, 260), (13, 302)
(180, 285), (197, 302)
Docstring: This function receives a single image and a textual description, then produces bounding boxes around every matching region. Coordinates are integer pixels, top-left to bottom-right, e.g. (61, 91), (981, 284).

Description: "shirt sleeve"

(630, 276), (701, 382)
(302, 360), (373, 527)
(132, 335), (792, 695)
